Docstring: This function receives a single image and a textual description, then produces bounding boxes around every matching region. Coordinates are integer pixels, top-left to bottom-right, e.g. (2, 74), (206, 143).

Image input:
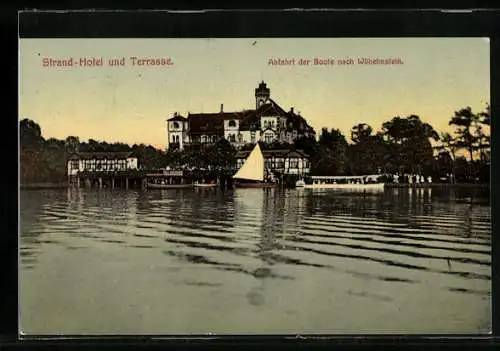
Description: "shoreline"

(384, 183), (489, 189)
(19, 182), (489, 190)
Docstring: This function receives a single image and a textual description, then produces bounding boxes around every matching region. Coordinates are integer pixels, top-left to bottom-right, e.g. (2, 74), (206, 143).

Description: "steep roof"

(285, 111), (316, 134)
(238, 99), (315, 134)
(181, 90), (315, 135)
(167, 114), (188, 122)
(239, 99), (288, 131)
(188, 111), (251, 135)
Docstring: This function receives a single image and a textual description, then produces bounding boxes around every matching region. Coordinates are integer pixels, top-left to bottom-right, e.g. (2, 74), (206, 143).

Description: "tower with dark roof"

(255, 81), (270, 109)
(166, 112), (188, 150)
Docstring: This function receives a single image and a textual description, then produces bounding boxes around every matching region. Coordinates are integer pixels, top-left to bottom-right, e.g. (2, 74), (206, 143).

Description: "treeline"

(20, 119), (169, 183)
(20, 103), (490, 184)
(296, 104), (490, 183)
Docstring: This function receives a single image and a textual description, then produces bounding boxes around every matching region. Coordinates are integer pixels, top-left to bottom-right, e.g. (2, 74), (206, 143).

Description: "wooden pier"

(68, 170), (147, 190)
(68, 168), (307, 190)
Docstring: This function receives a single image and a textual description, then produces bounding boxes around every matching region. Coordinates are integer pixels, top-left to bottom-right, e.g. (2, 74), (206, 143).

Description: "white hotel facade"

(166, 81), (316, 151)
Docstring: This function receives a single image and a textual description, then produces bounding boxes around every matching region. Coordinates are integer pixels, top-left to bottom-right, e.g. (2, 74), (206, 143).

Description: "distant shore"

(385, 183), (489, 189)
(20, 182), (69, 190)
(19, 181), (489, 190)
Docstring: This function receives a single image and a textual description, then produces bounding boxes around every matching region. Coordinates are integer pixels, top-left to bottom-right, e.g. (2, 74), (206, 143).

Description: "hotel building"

(166, 81), (316, 151)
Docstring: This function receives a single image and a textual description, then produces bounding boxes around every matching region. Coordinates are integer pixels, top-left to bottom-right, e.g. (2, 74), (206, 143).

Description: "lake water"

(19, 187), (491, 335)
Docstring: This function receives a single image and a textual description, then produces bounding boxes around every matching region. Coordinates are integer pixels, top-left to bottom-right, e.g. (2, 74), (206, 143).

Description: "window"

(250, 131), (256, 144)
(229, 134), (236, 142)
(238, 133), (243, 143)
(277, 159), (285, 169)
(271, 121), (275, 129)
(201, 135), (207, 143)
(71, 160), (79, 170)
(289, 159), (299, 169)
(173, 122), (179, 129)
(228, 120), (236, 127)
(212, 135), (217, 143)
(265, 133), (273, 143)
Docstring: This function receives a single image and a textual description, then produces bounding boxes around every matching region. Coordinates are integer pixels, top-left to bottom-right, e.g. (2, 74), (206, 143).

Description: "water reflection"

(19, 186), (491, 334)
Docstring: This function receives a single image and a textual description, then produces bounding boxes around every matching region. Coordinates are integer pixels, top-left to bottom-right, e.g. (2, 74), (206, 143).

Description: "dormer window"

(228, 120), (236, 127)
(173, 122), (179, 129)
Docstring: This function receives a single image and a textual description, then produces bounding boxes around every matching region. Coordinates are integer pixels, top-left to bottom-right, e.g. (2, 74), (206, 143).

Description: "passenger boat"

(233, 143), (276, 188)
(295, 179), (306, 187)
(147, 183), (194, 189)
(146, 170), (193, 189)
(303, 175), (385, 190)
(194, 181), (217, 188)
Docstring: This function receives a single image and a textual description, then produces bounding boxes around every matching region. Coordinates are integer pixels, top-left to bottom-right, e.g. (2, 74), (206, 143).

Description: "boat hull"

(234, 182), (276, 188)
(147, 183), (194, 189)
(303, 183), (385, 190)
(194, 183), (217, 188)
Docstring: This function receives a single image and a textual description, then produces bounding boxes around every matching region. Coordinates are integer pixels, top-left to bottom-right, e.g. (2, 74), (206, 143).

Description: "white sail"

(233, 143), (264, 181)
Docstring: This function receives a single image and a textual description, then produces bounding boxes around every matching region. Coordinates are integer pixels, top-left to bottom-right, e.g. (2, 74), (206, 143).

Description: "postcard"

(19, 36), (491, 336)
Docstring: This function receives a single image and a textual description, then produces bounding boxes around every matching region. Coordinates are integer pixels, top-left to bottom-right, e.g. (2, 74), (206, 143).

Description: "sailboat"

(233, 143), (276, 188)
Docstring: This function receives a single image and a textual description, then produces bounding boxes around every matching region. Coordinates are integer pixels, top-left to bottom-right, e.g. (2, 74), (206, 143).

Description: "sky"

(19, 38), (490, 149)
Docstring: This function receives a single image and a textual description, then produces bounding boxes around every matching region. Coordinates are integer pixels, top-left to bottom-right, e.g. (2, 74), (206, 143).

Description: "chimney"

(220, 104), (224, 112)
(290, 107), (294, 113)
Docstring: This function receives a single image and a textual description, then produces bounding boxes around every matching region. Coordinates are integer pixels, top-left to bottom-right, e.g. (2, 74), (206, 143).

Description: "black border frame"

(6, 7), (499, 350)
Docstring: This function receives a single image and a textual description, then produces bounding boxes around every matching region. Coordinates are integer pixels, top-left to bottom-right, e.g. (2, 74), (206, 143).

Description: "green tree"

(210, 138), (237, 170)
(348, 123), (382, 175)
(65, 136), (80, 154)
(132, 144), (166, 169)
(20, 118), (44, 150)
(449, 106), (479, 162)
(350, 123), (373, 144)
(476, 103), (491, 163)
(293, 135), (318, 159)
(382, 115), (439, 176)
(313, 128), (349, 175)
(435, 132), (458, 182)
